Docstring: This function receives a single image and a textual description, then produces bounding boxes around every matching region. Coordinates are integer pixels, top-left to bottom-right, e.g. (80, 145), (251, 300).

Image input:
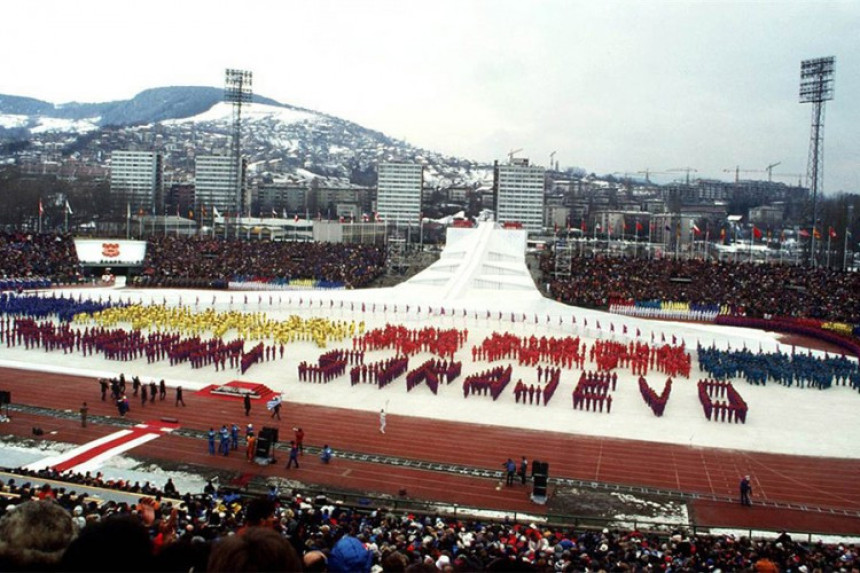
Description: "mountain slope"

(0, 86), (487, 188)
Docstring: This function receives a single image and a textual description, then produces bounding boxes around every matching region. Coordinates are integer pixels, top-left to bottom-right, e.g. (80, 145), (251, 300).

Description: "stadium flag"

(272, 208), (278, 218)
(829, 226), (837, 239)
(752, 226), (762, 239)
(691, 223), (701, 235)
(189, 210), (194, 219)
(635, 221), (643, 232)
(39, 198), (44, 216)
(799, 229), (810, 238)
(126, 202), (131, 220)
(664, 224), (672, 232)
(813, 227), (821, 239)
(294, 214), (300, 223)
(65, 200), (73, 215)
(580, 220), (587, 232)
(212, 205), (221, 218)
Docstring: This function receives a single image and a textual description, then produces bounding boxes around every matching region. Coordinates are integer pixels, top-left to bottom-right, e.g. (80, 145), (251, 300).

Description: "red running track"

(2, 367), (860, 534)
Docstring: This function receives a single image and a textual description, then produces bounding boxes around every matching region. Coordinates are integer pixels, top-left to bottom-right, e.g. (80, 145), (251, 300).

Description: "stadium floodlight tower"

(225, 68), (253, 218)
(799, 56), (835, 267)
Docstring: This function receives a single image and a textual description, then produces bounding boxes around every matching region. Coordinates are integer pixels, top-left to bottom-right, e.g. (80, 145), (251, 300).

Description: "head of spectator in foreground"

(0, 499), (76, 571)
(244, 496), (277, 528)
(60, 514), (153, 572)
(207, 527), (301, 572)
(329, 534), (373, 573)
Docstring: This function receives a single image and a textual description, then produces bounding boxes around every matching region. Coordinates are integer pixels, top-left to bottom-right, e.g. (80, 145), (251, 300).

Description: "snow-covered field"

(2, 223), (858, 463)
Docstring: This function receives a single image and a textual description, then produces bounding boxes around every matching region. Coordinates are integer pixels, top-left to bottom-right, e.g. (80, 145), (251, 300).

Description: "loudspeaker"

(255, 436), (272, 458)
(0, 391), (10, 405)
(532, 460), (549, 498)
(531, 460), (548, 477)
(261, 426), (279, 444)
(533, 475), (548, 497)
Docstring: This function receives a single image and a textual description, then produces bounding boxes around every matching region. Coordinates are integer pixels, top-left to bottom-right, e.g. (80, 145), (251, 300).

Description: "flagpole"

(827, 231), (832, 269)
(844, 230), (850, 271)
(749, 227), (753, 262)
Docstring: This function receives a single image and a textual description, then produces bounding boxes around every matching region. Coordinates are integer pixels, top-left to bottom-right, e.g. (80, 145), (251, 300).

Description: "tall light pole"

(799, 56), (835, 267)
(225, 69), (253, 231)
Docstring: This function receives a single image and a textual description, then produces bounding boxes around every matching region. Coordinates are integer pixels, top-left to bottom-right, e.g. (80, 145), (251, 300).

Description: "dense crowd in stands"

(135, 236), (387, 289)
(541, 254), (860, 324)
(2, 469), (857, 572)
(0, 232), (81, 286)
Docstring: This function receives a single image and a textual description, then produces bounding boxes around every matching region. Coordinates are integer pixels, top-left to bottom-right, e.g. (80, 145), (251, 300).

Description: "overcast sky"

(4, 0), (858, 192)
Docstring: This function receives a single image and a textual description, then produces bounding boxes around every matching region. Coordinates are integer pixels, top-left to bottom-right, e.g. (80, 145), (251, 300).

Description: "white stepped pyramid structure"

(396, 222), (543, 304)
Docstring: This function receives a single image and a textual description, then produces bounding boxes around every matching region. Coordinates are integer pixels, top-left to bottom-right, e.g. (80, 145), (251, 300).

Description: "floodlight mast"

(799, 56), (834, 267)
(225, 69), (253, 218)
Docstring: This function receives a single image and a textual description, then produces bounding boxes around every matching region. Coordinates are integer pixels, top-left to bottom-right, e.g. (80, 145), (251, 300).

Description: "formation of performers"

(698, 379), (748, 423)
(353, 324), (467, 358)
(512, 366), (562, 406)
(4, 316), (289, 375)
(349, 356), (409, 388)
(638, 376), (672, 417)
(697, 345), (860, 390)
(571, 370), (615, 413)
(590, 339), (691, 378)
(299, 350), (351, 383)
(463, 365), (513, 401)
(471, 332), (587, 369)
(0, 293), (118, 322)
(405, 359), (462, 394)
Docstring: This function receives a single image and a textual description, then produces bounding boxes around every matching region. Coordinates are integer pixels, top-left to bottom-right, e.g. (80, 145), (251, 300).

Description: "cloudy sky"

(4, 0), (858, 192)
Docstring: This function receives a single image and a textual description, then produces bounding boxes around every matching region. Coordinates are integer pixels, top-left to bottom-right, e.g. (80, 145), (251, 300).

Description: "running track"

(2, 367), (859, 535)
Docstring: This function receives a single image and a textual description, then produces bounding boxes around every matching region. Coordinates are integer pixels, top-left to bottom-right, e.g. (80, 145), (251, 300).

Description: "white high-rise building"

(195, 155), (245, 215)
(377, 162), (423, 224)
(494, 159), (546, 232)
(110, 151), (163, 214)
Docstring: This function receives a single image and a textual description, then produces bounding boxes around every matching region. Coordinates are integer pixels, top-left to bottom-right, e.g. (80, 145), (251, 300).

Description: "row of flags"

(560, 215), (851, 243)
(38, 199), (73, 216)
(32, 198), (855, 243)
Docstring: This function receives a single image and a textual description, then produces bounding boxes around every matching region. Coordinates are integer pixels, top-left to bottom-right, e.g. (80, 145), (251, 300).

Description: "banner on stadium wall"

(72, 238), (148, 265)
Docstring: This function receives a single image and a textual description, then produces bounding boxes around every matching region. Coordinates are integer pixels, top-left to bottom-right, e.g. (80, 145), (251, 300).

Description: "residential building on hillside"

(110, 151), (163, 215)
(377, 162), (423, 224)
(493, 158), (546, 232)
(195, 155), (245, 215)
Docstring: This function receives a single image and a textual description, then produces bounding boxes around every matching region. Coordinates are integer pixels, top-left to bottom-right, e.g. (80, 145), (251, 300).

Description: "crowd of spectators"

(134, 236), (387, 290)
(1, 468), (857, 572)
(0, 232), (81, 286)
(541, 254), (860, 324)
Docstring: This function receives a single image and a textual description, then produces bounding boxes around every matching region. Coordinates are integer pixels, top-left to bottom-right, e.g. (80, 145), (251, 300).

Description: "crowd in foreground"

(0, 468), (857, 572)
(541, 255), (860, 325)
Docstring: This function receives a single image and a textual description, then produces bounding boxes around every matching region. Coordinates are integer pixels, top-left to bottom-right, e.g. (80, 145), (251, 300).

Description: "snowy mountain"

(0, 87), (489, 189)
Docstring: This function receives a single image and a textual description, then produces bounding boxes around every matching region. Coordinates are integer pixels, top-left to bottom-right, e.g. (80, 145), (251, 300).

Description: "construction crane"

(724, 167), (764, 183)
(668, 167), (698, 185)
(771, 173), (805, 186)
(507, 148), (523, 164)
(765, 162), (781, 182)
(636, 169), (669, 184)
(549, 151), (556, 171)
